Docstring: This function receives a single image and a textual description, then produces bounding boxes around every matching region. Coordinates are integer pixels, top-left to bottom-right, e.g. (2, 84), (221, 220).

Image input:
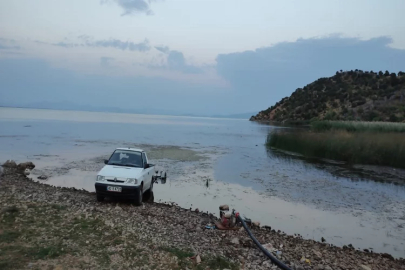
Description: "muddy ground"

(1, 164), (405, 270)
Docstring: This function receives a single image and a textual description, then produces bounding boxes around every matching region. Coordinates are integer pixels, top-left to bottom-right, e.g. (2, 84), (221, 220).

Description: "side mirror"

(144, 163), (149, 169)
(104, 160), (108, 164)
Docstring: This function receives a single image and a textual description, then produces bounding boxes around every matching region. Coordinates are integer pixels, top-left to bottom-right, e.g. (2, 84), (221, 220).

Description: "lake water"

(1, 107), (405, 258)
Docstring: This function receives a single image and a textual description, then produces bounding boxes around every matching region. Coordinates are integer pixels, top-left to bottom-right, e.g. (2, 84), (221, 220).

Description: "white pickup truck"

(95, 148), (155, 205)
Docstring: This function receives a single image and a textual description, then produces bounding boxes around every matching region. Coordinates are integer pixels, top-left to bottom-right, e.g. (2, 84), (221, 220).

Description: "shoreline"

(1, 163), (404, 269)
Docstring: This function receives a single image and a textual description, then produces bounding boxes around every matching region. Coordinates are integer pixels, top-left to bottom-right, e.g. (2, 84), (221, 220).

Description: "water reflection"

(267, 148), (405, 185)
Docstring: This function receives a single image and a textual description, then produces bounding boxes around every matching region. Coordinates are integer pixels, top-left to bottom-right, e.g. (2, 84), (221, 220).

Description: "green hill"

(250, 70), (405, 123)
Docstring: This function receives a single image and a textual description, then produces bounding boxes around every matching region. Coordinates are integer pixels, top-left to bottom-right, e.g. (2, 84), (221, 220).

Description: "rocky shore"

(1, 162), (404, 270)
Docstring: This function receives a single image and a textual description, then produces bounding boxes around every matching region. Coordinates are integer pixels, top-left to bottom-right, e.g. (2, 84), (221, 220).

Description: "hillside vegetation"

(251, 70), (405, 123)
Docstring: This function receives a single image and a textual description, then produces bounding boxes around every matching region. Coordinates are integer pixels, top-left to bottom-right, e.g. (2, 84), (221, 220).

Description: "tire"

(96, 194), (104, 202)
(143, 181), (154, 202)
(134, 185), (143, 206)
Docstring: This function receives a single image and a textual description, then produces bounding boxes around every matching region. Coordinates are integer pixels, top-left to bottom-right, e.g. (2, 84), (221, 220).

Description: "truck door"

(142, 152), (152, 190)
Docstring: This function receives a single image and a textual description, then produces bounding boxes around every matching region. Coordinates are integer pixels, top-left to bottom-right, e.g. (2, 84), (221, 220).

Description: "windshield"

(107, 150), (143, 168)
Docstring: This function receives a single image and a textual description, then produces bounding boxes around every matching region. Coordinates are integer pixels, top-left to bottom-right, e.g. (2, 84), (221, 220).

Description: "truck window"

(108, 150), (142, 168)
(142, 152), (147, 166)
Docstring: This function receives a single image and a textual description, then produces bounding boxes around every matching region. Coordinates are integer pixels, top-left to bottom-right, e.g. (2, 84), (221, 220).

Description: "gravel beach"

(1, 162), (405, 270)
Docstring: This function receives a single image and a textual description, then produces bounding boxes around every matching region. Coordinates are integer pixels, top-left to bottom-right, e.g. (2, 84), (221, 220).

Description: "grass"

(161, 247), (194, 260)
(33, 246), (65, 259)
(205, 256), (239, 270)
(1, 206), (19, 224)
(0, 231), (20, 243)
(0, 244), (65, 269)
(0, 199), (240, 270)
(0, 204), (69, 269)
(50, 204), (67, 211)
(311, 120), (405, 133)
(160, 246), (239, 270)
(267, 130), (405, 168)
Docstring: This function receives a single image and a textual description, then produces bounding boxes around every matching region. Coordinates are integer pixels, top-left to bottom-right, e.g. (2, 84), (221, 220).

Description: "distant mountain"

(250, 70), (405, 123)
(0, 101), (254, 119)
(211, 112), (257, 119)
(18, 101), (127, 114)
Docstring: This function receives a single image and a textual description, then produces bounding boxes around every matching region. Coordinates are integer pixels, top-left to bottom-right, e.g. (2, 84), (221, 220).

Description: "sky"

(0, 0), (405, 115)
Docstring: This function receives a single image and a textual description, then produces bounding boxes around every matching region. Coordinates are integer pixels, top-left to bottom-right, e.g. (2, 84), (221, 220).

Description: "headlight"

(126, 178), (138, 184)
(97, 175), (105, 182)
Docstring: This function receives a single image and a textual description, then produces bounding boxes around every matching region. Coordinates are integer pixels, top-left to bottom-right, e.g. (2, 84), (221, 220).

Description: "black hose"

(237, 215), (292, 270)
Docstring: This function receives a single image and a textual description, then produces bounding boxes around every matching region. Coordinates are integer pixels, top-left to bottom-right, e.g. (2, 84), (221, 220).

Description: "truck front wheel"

(96, 194), (104, 202)
(134, 185), (143, 206)
(143, 181), (154, 202)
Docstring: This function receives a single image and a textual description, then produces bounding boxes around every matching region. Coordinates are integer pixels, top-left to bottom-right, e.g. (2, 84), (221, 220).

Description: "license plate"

(107, 186), (122, 192)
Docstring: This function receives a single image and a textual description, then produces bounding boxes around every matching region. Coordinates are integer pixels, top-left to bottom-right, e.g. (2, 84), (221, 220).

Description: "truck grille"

(107, 180), (125, 183)
(106, 177), (125, 183)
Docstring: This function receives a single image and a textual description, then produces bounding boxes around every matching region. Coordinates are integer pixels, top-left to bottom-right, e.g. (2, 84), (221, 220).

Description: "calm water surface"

(0, 107), (404, 257)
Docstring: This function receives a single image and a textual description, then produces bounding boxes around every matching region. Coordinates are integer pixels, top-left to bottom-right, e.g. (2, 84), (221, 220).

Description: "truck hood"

(98, 165), (144, 179)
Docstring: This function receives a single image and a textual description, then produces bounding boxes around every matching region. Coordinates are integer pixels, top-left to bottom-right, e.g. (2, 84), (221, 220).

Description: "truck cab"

(95, 148), (154, 205)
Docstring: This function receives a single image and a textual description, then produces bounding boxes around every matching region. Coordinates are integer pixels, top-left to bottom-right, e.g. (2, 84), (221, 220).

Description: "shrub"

(311, 120), (405, 133)
(267, 131), (405, 168)
(389, 114), (398, 122)
(324, 111), (337, 120)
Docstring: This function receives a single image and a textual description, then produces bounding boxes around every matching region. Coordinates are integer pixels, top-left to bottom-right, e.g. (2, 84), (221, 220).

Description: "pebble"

(1, 164), (405, 270)
(231, 237), (240, 245)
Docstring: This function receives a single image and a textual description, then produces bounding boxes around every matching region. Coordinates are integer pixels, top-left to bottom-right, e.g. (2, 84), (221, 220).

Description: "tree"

(391, 74), (399, 86)
(385, 70), (390, 76)
(342, 107), (349, 114)
(389, 114), (398, 122)
(379, 71), (384, 76)
(366, 110), (379, 121)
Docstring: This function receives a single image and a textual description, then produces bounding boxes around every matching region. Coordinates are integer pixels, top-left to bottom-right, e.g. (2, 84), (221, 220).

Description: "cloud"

(92, 39), (150, 51)
(155, 46), (170, 53)
(4, 35), (403, 115)
(102, 0), (162, 16)
(53, 41), (79, 48)
(155, 46), (202, 74)
(0, 38), (20, 50)
(216, 36), (405, 111)
(100, 57), (114, 67)
(53, 37), (151, 52)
